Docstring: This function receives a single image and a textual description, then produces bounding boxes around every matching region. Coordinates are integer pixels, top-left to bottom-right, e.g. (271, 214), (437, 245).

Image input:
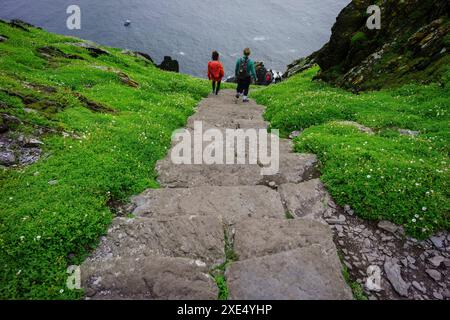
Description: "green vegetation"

(351, 31), (368, 44)
(285, 211), (295, 219)
(210, 227), (239, 300)
(252, 67), (449, 239)
(214, 275), (229, 300)
(0, 22), (210, 299)
(340, 255), (368, 301)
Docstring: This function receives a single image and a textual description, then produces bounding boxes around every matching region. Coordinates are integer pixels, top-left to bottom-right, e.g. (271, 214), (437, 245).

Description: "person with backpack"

(235, 48), (257, 103)
(265, 69), (273, 85)
(208, 50), (225, 95)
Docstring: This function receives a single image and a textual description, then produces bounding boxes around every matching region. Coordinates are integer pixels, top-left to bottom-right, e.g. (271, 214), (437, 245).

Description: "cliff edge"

(285, 0), (449, 90)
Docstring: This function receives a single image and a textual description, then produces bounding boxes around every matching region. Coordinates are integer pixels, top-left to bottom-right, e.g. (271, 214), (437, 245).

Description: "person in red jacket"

(208, 51), (225, 95)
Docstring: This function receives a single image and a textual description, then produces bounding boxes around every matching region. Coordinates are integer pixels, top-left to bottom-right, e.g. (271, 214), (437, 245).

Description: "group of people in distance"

(207, 48), (278, 103)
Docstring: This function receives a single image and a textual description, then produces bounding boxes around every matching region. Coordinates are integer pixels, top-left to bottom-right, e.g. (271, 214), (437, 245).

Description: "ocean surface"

(0, 0), (350, 77)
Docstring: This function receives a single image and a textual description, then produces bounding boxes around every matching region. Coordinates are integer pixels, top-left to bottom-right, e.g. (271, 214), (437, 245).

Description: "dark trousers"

(212, 81), (221, 95)
(236, 77), (251, 96)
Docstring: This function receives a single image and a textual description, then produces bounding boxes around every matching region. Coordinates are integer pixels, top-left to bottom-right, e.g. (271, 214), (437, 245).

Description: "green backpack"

(237, 58), (250, 80)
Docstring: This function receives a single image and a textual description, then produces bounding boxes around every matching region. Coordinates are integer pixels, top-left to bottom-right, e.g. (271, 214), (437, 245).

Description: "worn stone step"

(188, 117), (268, 130)
(278, 179), (336, 223)
(262, 152), (319, 185)
(156, 152), (318, 188)
(188, 106), (264, 129)
(84, 215), (225, 266)
(226, 217), (352, 300)
(232, 218), (336, 260)
(166, 127), (293, 159)
(157, 162), (264, 187)
(82, 256), (217, 300)
(226, 246), (353, 300)
(187, 117), (269, 131)
(226, 219), (352, 300)
(131, 185), (285, 224)
(194, 92), (265, 114)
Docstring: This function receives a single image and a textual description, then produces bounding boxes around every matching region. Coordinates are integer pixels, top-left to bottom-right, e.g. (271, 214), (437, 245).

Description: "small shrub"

(351, 31), (368, 44)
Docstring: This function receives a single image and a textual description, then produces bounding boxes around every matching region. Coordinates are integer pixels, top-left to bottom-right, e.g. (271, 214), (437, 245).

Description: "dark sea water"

(0, 0), (350, 77)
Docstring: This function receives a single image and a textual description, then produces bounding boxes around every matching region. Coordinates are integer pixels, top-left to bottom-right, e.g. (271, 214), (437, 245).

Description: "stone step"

(130, 185), (285, 224)
(232, 218), (336, 260)
(188, 106), (264, 128)
(187, 117), (268, 130)
(84, 215), (225, 266)
(226, 246), (353, 300)
(167, 127), (293, 159)
(278, 179), (337, 223)
(156, 162), (263, 187)
(82, 255), (217, 300)
(263, 152), (319, 185)
(194, 93), (265, 115)
(156, 152), (318, 188)
(226, 218), (352, 300)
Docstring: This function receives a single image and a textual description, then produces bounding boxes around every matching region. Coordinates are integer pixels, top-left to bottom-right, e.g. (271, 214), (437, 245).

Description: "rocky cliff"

(285, 0), (450, 90)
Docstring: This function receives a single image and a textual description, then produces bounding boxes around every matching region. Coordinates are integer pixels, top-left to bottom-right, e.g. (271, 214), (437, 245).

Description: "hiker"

(235, 48), (257, 103)
(207, 50), (225, 95)
(255, 62), (267, 85)
(275, 71), (283, 83)
(266, 69), (273, 85)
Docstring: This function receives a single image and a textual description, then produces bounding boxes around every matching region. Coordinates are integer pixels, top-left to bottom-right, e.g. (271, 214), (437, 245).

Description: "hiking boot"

(243, 96), (249, 103)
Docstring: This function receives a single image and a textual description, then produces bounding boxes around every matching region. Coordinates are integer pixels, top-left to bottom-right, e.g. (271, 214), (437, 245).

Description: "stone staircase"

(81, 90), (353, 300)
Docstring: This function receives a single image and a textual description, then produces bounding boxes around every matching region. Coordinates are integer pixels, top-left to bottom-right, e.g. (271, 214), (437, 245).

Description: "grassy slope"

(0, 22), (210, 299)
(252, 67), (449, 239)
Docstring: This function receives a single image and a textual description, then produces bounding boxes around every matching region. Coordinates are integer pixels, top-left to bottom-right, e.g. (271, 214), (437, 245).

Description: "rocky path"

(81, 90), (353, 300)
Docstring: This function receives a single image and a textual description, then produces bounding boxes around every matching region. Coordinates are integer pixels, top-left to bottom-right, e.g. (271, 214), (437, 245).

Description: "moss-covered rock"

(286, 0), (450, 90)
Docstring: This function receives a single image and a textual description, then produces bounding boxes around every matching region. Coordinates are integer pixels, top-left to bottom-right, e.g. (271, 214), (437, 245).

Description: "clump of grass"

(252, 67), (449, 239)
(341, 259), (368, 301)
(215, 275), (229, 300)
(351, 31), (368, 44)
(285, 211), (295, 219)
(0, 22), (210, 299)
(210, 227), (239, 300)
(224, 231), (239, 263)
